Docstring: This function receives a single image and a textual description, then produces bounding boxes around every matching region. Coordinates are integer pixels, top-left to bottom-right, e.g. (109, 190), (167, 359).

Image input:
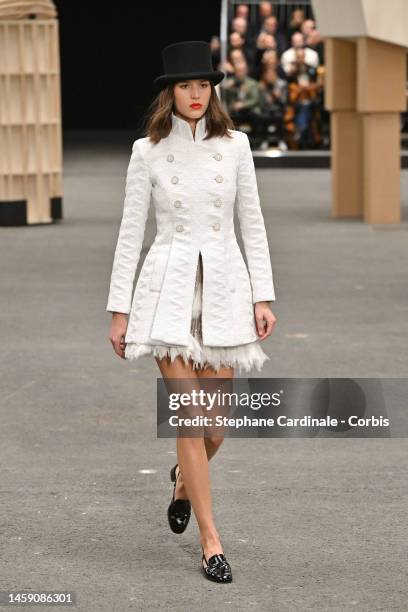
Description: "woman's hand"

(109, 312), (128, 359)
(254, 301), (277, 341)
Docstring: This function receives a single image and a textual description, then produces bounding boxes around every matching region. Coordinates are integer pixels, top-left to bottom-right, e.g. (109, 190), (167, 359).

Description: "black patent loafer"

(167, 463), (191, 534)
(201, 547), (233, 583)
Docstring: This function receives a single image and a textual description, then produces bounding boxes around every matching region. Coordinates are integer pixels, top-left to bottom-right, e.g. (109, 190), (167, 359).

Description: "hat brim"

(153, 70), (225, 92)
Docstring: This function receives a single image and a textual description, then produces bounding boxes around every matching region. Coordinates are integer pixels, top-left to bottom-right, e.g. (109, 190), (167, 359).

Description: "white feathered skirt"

(125, 252), (270, 374)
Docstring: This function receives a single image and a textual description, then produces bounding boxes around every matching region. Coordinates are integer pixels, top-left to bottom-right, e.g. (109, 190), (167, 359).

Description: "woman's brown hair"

(142, 81), (235, 144)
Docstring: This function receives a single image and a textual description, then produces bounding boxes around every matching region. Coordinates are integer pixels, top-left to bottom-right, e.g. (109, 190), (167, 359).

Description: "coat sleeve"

(106, 139), (152, 314)
(236, 132), (276, 304)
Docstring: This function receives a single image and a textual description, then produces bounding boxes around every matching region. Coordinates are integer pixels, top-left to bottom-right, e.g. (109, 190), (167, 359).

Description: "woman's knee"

(206, 435), (225, 449)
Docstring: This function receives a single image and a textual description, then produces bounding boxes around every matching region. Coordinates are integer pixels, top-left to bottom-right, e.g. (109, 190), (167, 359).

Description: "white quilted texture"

(125, 254), (270, 373)
(106, 112), (276, 348)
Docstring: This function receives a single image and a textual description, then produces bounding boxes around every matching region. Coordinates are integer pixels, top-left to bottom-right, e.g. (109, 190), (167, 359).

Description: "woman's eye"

(179, 83), (208, 88)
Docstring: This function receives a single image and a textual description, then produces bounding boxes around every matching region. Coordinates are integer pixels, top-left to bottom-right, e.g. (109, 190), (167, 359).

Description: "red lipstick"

(190, 103), (202, 109)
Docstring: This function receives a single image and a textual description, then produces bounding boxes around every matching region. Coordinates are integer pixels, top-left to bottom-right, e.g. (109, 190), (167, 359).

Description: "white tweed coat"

(106, 112), (276, 347)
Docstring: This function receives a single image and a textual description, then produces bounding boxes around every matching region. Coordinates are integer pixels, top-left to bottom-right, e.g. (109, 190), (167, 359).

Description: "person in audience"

(306, 28), (325, 65)
(231, 16), (249, 39)
(285, 47), (321, 148)
(223, 59), (265, 147)
(235, 3), (249, 19)
(253, 47), (287, 81)
(254, 32), (277, 73)
(231, 15), (258, 56)
(253, 1), (274, 38)
(234, 3), (259, 43)
(281, 32), (319, 74)
(220, 47), (247, 78)
(286, 7), (305, 39)
(259, 15), (288, 56)
(259, 1), (273, 20)
(210, 35), (221, 71)
(301, 19), (316, 38)
(258, 64), (288, 151)
(230, 47), (247, 65)
(229, 31), (256, 68)
(256, 31), (277, 50)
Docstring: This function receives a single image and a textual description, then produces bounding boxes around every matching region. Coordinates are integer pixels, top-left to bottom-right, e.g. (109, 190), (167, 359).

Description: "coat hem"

(125, 333), (270, 374)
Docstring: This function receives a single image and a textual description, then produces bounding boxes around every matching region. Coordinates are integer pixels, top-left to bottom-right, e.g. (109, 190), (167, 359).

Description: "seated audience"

(285, 47), (322, 148)
(213, 2), (328, 150)
(286, 7), (306, 40)
(229, 31), (256, 70)
(223, 59), (265, 147)
(254, 32), (278, 72)
(258, 64), (288, 151)
(281, 32), (319, 75)
(259, 15), (288, 57)
(305, 28), (325, 65)
(252, 47), (287, 81)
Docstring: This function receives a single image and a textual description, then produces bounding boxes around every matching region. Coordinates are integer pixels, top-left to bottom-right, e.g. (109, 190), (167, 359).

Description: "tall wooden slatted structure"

(0, 1), (63, 225)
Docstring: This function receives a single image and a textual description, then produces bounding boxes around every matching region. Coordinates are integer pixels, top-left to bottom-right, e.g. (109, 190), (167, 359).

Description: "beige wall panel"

(311, 0), (366, 39)
(312, 0), (408, 48)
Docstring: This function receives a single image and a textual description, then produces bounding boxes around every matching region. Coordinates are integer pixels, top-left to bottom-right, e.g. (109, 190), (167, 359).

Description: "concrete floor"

(1, 135), (408, 611)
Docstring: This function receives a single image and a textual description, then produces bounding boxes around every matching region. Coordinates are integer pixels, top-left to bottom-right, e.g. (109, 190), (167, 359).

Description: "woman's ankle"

(200, 529), (221, 546)
(174, 475), (188, 500)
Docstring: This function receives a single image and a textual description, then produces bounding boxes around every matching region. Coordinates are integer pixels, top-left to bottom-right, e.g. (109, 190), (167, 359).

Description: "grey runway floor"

(1, 135), (408, 611)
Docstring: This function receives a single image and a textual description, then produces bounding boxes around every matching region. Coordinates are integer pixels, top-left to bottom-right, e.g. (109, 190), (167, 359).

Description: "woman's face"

(173, 79), (212, 120)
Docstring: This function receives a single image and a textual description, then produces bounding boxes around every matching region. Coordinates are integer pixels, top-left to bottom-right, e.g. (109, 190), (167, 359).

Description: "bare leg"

(196, 362), (234, 560)
(155, 353), (234, 561)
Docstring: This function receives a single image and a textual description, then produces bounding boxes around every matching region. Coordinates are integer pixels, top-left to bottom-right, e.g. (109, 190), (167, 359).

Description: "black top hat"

(153, 40), (225, 92)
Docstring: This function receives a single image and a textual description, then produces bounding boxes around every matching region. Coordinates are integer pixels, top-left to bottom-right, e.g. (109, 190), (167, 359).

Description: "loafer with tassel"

(201, 546), (233, 583)
(167, 463), (191, 534)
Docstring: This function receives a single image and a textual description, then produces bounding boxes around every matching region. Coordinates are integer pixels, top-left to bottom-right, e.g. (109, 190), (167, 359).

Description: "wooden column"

(357, 37), (406, 224)
(0, 13), (63, 225)
(325, 38), (364, 219)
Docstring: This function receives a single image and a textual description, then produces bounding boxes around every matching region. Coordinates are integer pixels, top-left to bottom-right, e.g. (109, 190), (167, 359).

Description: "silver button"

(167, 154), (174, 162)
(214, 199), (223, 207)
(213, 222), (221, 231)
(214, 153), (222, 161)
(215, 175), (223, 183)
(174, 200), (182, 208)
(176, 224), (184, 232)
(171, 176), (179, 184)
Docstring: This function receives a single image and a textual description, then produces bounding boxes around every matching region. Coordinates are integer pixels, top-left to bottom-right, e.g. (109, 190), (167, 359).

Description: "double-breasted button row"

(174, 199), (221, 209)
(167, 152), (222, 161)
(176, 223), (221, 232)
(172, 174), (223, 183)
(171, 174), (224, 185)
(171, 174), (223, 184)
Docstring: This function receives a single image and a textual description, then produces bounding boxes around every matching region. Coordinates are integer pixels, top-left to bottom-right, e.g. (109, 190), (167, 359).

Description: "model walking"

(107, 41), (277, 583)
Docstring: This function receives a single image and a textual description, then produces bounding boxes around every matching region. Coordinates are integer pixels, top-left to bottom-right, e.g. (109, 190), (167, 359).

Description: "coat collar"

(170, 111), (207, 143)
